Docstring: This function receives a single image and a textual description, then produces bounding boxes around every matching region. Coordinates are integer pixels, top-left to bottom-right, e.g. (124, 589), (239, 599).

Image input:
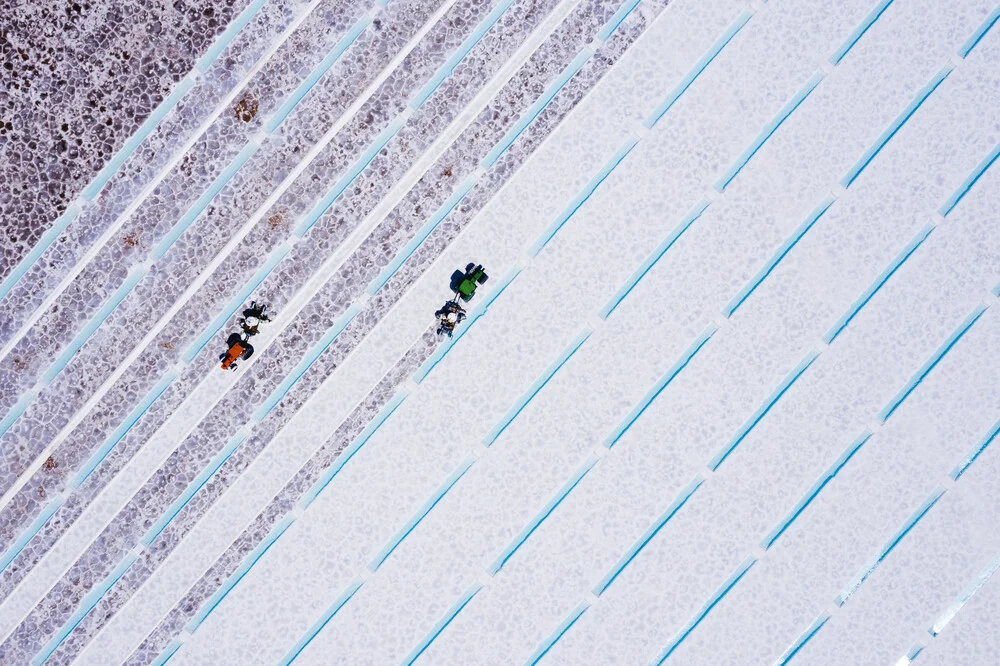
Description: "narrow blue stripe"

(151, 638), (183, 666)
(593, 477), (703, 597)
(775, 613), (832, 665)
(71, 371), (178, 488)
(254, 303), (364, 420)
(414, 265), (522, 383)
(828, 0), (895, 66)
(761, 431), (872, 551)
(409, 0), (517, 109)
(835, 488), (946, 606)
(42, 267), (149, 385)
(0, 495), (65, 573)
(958, 5), (1000, 58)
(600, 199), (710, 319)
(604, 324), (718, 448)
(293, 114), (407, 237)
(182, 243), (291, 362)
(368, 176), (477, 295)
(724, 196), (835, 318)
(529, 137), (640, 257)
(907, 645), (925, 660)
(402, 583), (483, 666)
(929, 550), (1000, 637)
(0, 390), (38, 440)
(0, 206), (79, 302)
(488, 455), (599, 575)
(841, 66), (953, 188)
(938, 142), (1000, 217)
(707, 350), (820, 471)
(525, 602), (590, 665)
(281, 578), (365, 665)
(32, 551), (140, 665)
(186, 515), (296, 631)
(715, 73), (826, 193)
(879, 304), (988, 423)
(950, 417), (1000, 480)
(195, 0), (271, 72)
(483, 328), (592, 446)
(596, 0), (642, 41)
(481, 48), (591, 169)
(142, 432), (248, 547)
(152, 142), (259, 259)
(264, 16), (373, 133)
(299, 390), (408, 509)
(824, 222), (935, 344)
(83, 77), (197, 201)
(368, 456), (476, 572)
(644, 10), (753, 129)
(653, 557), (757, 664)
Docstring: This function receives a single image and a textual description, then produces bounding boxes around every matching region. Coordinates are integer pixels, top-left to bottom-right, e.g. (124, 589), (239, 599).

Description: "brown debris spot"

(37, 485), (46, 499)
(43, 456), (58, 470)
(442, 167), (453, 177)
(234, 94), (259, 122)
(268, 213), (287, 230)
(160, 341), (174, 350)
(12, 357), (26, 370)
(122, 232), (140, 248)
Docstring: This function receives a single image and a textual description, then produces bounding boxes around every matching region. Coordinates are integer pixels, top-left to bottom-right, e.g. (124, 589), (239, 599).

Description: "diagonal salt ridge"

(401, 583), (484, 665)
(150, 637), (183, 666)
(254, 303), (365, 420)
(773, 613), (832, 665)
(299, 389), (410, 510)
(938, 141), (1000, 217)
(644, 9), (755, 129)
(652, 556), (757, 664)
(841, 65), (953, 189)
(0, 496), (66, 575)
(603, 323), (718, 449)
(31, 549), (141, 665)
(723, 196), (836, 318)
(141, 431), (250, 548)
(878, 303), (988, 423)
(950, 417), (1000, 480)
(483, 328), (593, 446)
(278, 577), (365, 665)
(488, 455), (599, 575)
(707, 350), (820, 471)
(195, 0), (273, 72)
(409, 0), (519, 109)
(368, 455), (477, 572)
(481, 48), (593, 169)
(368, 175), (479, 295)
(68, 371), (180, 491)
(834, 488), (947, 607)
(592, 477), (704, 597)
(528, 136), (640, 257)
(714, 72), (826, 193)
(761, 430), (872, 550)
(185, 514), (297, 632)
(264, 14), (375, 133)
(828, 0), (895, 66)
(600, 199), (711, 319)
(929, 548), (1000, 636)
(824, 223), (935, 344)
(958, 4), (1000, 58)
(0, 205), (80, 304)
(525, 601), (591, 665)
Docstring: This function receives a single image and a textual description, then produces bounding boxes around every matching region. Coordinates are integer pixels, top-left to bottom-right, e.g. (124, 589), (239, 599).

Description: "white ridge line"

(0, 0), (331, 366)
(86, 0), (597, 656)
(0, 0), (461, 519)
